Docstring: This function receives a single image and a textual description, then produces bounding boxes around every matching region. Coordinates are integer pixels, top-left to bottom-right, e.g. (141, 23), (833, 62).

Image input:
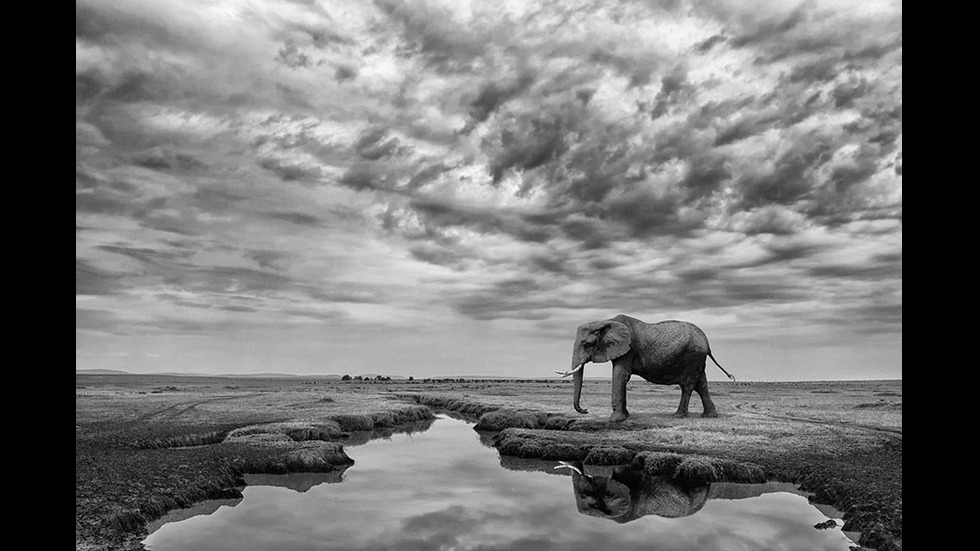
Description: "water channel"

(144, 415), (860, 551)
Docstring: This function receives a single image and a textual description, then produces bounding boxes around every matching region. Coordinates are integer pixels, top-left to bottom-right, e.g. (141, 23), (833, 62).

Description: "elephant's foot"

(672, 411), (689, 418)
(609, 410), (629, 422)
(701, 410), (719, 418)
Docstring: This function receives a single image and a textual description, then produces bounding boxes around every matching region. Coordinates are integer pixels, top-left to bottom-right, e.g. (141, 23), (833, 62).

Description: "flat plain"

(76, 375), (901, 551)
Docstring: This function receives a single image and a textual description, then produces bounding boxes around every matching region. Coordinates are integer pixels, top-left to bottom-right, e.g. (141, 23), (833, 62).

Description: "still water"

(144, 415), (859, 551)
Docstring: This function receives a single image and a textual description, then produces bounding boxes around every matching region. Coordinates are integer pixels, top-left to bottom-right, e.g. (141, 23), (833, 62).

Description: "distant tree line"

(337, 375), (566, 384)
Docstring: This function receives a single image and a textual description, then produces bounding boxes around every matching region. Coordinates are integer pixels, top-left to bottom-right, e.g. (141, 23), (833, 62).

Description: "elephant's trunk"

(573, 362), (587, 414)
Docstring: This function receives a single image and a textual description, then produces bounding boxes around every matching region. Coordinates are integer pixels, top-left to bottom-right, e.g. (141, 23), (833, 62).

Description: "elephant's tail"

(708, 351), (736, 382)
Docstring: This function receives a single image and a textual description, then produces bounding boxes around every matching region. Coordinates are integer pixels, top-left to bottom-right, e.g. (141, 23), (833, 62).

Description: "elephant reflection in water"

(558, 462), (710, 523)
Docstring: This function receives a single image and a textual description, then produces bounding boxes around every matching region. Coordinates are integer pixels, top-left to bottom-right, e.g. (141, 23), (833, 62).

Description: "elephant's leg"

(610, 361), (631, 422)
(674, 385), (693, 418)
(695, 371), (718, 418)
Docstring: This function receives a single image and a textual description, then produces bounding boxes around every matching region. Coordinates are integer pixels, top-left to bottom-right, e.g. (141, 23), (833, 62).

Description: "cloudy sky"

(76, 0), (902, 380)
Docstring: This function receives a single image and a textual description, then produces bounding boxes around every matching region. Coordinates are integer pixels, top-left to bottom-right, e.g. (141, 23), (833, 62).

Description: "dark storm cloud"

(88, 71), (162, 104)
(736, 134), (834, 208)
(713, 113), (781, 146)
(334, 64), (358, 82)
(307, 287), (386, 305)
(587, 47), (659, 88)
(76, 169), (141, 215)
(649, 66), (694, 120)
(353, 127), (408, 160)
(559, 217), (614, 250)
(408, 243), (469, 269)
(172, 265), (296, 294)
(279, 307), (350, 322)
(93, 241), (301, 296)
(76, 189), (131, 215)
(97, 243), (195, 263)
(451, 277), (578, 321)
(266, 210), (323, 226)
(76, 308), (121, 332)
(680, 154), (731, 200)
(405, 162), (455, 190)
(219, 304), (259, 313)
(374, 0), (489, 73)
(525, 249), (576, 275)
(787, 58), (841, 84)
(739, 208), (804, 236)
(409, 199), (556, 244)
(275, 40), (311, 68)
(76, 259), (128, 296)
(137, 211), (198, 236)
(831, 76), (870, 108)
(132, 149), (207, 172)
(454, 295), (559, 321)
(829, 157), (878, 193)
(604, 189), (701, 238)
(727, 5), (809, 49)
(259, 158), (322, 182)
(807, 260), (901, 281)
(588, 257), (621, 271)
(845, 103), (902, 146)
(694, 34), (727, 53)
(193, 186), (249, 211)
(75, 309), (236, 337)
(465, 72), (536, 130)
(247, 249), (289, 271)
(843, 302), (902, 334)
(338, 164), (396, 192)
(486, 116), (568, 184)
(75, 2), (190, 50)
(746, 240), (829, 267)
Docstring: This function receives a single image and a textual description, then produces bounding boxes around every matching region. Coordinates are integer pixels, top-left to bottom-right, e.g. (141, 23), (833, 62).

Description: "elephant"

(555, 314), (735, 421)
(563, 463), (710, 523)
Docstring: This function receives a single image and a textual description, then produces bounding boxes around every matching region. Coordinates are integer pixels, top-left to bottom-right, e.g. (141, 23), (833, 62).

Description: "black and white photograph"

(76, 1), (902, 549)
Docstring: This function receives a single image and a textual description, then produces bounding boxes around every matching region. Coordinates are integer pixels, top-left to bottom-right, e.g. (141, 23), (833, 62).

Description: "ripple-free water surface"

(144, 415), (859, 551)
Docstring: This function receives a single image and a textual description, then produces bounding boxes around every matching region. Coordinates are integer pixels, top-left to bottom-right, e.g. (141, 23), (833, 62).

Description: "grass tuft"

(674, 457), (719, 482)
(329, 414), (374, 431)
(474, 409), (548, 431)
(714, 459), (768, 483)
(632, 451), (684, 475)
(496, 436), (546, 458)
(584, 446), (636, 465)
(541, 443), (588, 461)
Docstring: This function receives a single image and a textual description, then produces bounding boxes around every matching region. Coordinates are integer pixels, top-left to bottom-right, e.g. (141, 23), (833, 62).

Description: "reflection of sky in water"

(144, 416), (858, 551)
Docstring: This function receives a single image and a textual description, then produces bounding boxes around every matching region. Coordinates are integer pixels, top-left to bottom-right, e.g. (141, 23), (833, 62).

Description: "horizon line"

(75, 369), (902, 383)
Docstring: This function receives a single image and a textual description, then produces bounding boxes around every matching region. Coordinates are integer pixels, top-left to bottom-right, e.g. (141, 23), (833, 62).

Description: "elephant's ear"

(593, 321), (631, 363)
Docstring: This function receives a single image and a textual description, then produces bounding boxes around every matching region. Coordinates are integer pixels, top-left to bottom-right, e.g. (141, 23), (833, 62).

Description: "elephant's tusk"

(554, 363), (585, 378)
(553, 462), (583, 476)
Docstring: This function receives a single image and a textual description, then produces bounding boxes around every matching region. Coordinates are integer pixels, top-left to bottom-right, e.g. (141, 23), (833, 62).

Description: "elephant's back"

(649, 319), (692, 338)
(632, 320), (709, 367)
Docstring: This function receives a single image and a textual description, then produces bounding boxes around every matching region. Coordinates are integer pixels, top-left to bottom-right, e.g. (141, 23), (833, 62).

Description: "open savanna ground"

(76, 375), (901, 551)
